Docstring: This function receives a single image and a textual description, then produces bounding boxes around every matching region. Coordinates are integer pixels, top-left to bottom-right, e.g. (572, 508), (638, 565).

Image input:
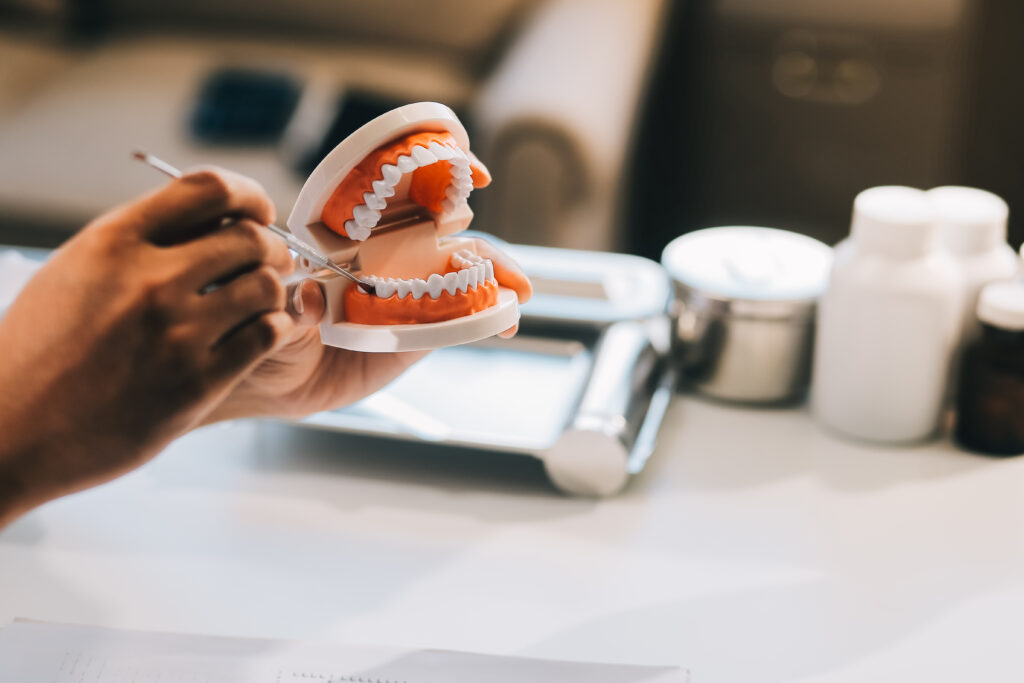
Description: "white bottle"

(928, 186), (1019, 343)
(812, 186), (964, 443)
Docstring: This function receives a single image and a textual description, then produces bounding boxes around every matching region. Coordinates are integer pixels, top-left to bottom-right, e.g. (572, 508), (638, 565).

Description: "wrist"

(200, 390), (278, 425)
(0, 404), (70, 526)
(0, 442), (47, 527)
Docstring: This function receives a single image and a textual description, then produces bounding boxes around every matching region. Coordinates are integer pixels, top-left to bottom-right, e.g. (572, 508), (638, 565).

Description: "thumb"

(287, 278), (327, 327)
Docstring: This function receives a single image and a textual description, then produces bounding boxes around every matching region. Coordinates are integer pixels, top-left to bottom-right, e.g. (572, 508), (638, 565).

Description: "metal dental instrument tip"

(131, 151), (376, 295)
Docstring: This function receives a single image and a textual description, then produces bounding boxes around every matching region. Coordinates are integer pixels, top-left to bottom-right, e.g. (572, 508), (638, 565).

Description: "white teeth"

(360, 256), (491, 301)
(447, 160), (473, 206)
(442, 271), (459, 295)
(445, 184), (463, 201)
(410, 145), (437, 166)
(372, 179), (395, 198)
(360, 144), (474, 228)
(429, 142), (454, 160)
(344, 220), (370, 241)
(363, 192), (386, 210)
(397, 155), (418, 173)
(374, 278), (396, 298)
(426, 273), (445, 299)
(450, 250), (487, 274)
(409, 278), (428, 300)
(357, 244), (496, 302)
(352, 204), (380, 228)
(381, 164), (402, 185)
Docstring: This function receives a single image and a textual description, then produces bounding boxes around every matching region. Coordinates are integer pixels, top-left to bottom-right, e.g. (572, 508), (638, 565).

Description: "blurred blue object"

(189, 67), (301, 144)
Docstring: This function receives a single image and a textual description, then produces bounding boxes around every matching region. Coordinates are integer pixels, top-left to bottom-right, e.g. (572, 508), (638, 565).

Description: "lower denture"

(344, 254), (499, 325)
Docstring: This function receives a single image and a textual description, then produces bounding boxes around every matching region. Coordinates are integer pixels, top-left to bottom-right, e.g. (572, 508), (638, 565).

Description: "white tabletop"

(1, 397), (1022, 682)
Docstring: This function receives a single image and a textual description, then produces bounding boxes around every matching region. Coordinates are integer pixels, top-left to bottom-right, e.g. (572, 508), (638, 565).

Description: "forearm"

(0, 421), (146, 527)
(0, 392), (73, 526)
(0, 368), (107, 526)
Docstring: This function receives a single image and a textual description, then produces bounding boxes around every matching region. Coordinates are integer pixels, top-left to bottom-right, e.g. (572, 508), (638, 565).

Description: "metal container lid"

(661, 226), (833, 316)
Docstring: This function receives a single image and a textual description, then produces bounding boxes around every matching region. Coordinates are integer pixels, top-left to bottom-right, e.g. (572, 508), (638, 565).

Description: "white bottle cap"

(851, 186), (936, 257)
(928, 186), (1009, 255)
(977, 280), (1024, 331)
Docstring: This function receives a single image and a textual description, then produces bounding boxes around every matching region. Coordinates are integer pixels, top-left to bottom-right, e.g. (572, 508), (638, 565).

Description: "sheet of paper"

(0, 620), (688, 683)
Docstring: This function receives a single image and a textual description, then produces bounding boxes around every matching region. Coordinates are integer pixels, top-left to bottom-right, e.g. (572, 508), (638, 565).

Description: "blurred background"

(0, 0), (1020, 257)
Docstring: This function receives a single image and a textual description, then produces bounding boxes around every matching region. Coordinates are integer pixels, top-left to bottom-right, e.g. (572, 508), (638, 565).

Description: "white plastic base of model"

(318, 288), (519, 352)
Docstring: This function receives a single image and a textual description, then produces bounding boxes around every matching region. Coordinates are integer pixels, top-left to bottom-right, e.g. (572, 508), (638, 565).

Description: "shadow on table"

(355, 649), (682, 683)
(193, 421), (601, 526)
(256, 422), (556, 495)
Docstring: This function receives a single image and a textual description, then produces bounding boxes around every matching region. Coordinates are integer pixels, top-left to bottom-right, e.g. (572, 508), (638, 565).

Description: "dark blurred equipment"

(957, 2), (1024, 251)
(631, 0), (1024, 258)
(189, 68), (301, 144)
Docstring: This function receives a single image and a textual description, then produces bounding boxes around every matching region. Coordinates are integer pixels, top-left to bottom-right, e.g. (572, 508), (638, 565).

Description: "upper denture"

(320, 132), (490, 241)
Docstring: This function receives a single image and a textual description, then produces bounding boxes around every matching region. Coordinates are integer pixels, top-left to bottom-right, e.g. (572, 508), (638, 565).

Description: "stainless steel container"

(662, 227), (833, 403)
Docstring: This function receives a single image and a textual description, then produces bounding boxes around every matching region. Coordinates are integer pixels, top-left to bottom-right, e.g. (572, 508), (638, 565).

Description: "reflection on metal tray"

(309, 335), (593, 452)
(294, 244), (676, 496)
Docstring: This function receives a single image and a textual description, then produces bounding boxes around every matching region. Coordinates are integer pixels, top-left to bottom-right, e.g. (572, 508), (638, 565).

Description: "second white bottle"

(812, 186), (964, 443)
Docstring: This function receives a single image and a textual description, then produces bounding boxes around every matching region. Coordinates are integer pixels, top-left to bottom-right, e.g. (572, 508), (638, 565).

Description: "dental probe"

(131, 151), (375, 295)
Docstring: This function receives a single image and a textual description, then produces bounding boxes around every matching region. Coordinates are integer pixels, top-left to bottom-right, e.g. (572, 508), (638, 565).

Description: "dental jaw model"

(287, 102), (520, 351)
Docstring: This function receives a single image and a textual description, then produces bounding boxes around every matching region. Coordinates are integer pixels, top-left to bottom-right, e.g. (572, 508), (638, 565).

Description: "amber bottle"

(954, 281), (1024, 455)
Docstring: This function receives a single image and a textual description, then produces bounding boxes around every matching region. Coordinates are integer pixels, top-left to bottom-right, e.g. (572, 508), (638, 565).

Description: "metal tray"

(292, 243), (676, 496)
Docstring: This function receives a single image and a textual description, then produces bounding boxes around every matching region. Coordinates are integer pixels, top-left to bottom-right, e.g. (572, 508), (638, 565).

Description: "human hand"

(203, 237), (532, 422)
(0, 169), (294, 523)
